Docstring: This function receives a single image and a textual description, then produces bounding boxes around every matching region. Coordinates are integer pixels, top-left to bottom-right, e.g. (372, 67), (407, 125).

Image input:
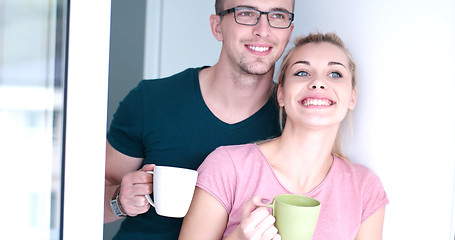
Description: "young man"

(104, 0), (295, 239)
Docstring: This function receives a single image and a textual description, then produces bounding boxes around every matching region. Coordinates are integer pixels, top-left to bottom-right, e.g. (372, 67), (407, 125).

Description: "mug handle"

(145, 171), (155, 207)
(266, 201), (275, 214)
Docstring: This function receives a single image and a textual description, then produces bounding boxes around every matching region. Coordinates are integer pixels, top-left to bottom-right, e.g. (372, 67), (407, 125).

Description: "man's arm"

(104, 140), (154, 223)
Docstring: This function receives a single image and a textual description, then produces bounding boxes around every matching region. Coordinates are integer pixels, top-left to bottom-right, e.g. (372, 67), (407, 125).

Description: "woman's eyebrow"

(291, 60), (310, 66)
(328, 61), (347, 69)
(291, 61), (347, 69)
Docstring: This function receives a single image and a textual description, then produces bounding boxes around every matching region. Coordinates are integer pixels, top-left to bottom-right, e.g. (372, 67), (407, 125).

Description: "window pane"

(0, 0), (67, 239)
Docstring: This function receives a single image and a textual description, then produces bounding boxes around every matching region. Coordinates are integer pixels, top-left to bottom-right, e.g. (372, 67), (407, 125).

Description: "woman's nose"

(310, 80), (327, 90)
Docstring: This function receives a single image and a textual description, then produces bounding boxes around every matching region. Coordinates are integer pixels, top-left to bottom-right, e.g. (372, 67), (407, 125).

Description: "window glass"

(0, 0), (67, 239)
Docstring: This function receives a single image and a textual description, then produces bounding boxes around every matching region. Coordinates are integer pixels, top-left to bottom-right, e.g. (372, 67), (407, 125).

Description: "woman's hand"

(227, 195), (280, 240)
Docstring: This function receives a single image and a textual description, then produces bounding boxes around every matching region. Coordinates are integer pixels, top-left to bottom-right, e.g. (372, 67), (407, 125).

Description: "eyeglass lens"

(234, 7), (292, 28)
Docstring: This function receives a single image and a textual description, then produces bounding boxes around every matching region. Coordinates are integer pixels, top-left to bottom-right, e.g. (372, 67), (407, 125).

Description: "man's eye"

(295, 71), (309, 77)
(238, 11), (255, 17)
(270, 12), (286, 19)
(329, 72), (342, 78)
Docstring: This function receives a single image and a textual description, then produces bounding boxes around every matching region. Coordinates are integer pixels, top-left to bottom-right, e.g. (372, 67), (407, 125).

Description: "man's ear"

(210, 14), (223, 41)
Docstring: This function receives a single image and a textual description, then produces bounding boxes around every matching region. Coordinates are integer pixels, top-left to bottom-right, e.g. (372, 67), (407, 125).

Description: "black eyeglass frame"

(218, 7), (295, 29)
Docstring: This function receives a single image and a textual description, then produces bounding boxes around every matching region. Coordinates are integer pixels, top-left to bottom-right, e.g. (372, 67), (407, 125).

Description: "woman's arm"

(180, 190), (279, 240)
(355, 207), (386, 240)
(179, 187), (229, 240)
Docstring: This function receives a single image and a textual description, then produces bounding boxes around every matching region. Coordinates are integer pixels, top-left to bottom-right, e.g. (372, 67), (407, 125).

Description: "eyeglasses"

(218, 7), (294, 29)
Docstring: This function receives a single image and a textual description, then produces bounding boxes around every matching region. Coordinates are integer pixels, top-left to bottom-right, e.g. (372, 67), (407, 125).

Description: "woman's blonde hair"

(275, 33), (357, 160)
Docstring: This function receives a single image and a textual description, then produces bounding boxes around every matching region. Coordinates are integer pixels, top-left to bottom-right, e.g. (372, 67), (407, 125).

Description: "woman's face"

(277, 42), (357, 129)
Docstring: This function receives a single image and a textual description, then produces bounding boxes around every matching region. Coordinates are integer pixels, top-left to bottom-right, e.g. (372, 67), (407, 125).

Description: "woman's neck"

(259, 125), (338, 194)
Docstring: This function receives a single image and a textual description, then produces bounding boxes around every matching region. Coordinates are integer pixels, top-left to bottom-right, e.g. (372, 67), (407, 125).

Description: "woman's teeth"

(302, 98), (333, 106)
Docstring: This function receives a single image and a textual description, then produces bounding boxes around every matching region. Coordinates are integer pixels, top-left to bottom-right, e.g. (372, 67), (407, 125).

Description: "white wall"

(143, 0), (455, 239)
(291, 1), (455, 239)
(144, 0), (220, 79)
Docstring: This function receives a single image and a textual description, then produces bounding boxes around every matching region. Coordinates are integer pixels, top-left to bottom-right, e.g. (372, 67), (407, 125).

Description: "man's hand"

(117, 164), (155, 216)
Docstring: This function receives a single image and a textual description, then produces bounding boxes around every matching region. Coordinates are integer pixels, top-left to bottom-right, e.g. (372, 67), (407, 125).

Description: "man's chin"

(240, 63), (275, 76)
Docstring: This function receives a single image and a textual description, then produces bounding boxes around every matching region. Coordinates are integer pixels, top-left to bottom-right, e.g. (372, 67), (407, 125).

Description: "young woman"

(179, 33), (388, 240)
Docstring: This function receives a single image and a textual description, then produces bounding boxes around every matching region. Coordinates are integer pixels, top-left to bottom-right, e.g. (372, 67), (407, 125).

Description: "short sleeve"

(107, 81), (145, 158)
(196, 147), (237, 213)
(360, 169), (389, 222)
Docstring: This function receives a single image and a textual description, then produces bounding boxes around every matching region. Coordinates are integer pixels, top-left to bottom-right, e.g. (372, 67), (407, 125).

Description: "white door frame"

(63, 1), (111, 239)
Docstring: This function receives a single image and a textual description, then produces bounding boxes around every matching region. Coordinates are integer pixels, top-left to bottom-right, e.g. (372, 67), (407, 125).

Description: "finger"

(242, 195), (270, 219)
(131, 181), (153, 196)
(251, 195), (272, 206)
(260, 223), (278, 240)
(124, 203), (151, 217)
(254, 214), (277, 240)
(119, 182), (152, 211)
(272, 234), (281, 240)
(120, 180), (152, 199)
(140, 164), (155, 172)
(132, 194), (150, 207)
(122, 170), (153, 187)
(118, 189), (152, 217)
(241, 207), (272, 237)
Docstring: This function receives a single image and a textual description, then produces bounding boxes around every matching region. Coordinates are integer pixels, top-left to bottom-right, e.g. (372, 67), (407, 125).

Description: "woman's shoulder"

(216, 143), (260, 153)
(332, 156), (382, 183)
(199, 144), (265, 172)
(209, 144), (262, 163)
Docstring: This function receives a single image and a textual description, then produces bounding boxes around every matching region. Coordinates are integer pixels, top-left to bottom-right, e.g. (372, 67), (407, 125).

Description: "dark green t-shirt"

(107, 67), (281, 240)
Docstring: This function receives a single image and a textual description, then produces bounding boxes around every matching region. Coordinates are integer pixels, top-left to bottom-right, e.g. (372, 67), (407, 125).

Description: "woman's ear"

(210, 14), (223, 41)
(348, 87), (357, 110)
(277, 84), (285, 107)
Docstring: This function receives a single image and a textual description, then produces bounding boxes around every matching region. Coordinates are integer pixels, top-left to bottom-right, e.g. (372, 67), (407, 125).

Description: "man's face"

(217, 0), (294, 76)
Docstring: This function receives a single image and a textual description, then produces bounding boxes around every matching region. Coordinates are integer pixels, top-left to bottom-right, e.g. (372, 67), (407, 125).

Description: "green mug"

(267, 194), (321, 240)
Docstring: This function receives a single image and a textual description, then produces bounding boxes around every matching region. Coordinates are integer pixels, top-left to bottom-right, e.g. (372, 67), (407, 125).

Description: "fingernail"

(261, 198), (271, 204)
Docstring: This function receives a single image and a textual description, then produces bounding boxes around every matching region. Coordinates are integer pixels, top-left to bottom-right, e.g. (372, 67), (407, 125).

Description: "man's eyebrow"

(271, 7), (292, 12)
(235, 5), (254, 8)
(328, 61), (347, 69)
(235, 5), (292, 12)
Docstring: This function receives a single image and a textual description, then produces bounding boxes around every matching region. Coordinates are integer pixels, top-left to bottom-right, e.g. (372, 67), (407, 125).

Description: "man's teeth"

(248, 45), (270, 52)
(303, 99), (333, 106)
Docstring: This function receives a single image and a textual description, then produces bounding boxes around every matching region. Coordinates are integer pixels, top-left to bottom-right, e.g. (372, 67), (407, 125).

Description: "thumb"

(140, 164), (156, 172)
(242, 195), (271, 219)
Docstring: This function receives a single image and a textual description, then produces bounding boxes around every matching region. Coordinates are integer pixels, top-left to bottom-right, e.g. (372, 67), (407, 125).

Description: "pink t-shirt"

(197, 144), (389, 239)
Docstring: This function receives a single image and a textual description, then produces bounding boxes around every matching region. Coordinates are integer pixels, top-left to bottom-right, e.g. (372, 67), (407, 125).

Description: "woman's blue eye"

(329, 72), (342, 78)
(295, 71), (309, 77)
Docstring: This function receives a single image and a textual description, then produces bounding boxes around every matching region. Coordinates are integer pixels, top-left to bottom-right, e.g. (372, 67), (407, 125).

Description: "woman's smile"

(300, 97), (335, 107)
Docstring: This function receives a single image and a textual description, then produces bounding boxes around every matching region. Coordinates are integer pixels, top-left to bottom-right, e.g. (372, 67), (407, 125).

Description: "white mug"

(146, 166), (198, 218)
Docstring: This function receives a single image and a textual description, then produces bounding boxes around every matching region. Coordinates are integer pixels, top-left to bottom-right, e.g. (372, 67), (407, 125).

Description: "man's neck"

(198, 64), (275, 124)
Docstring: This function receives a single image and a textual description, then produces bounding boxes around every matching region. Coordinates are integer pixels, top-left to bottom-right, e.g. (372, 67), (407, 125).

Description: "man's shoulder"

(139, 67), (205, 88)
(129, 67), (208, 106)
